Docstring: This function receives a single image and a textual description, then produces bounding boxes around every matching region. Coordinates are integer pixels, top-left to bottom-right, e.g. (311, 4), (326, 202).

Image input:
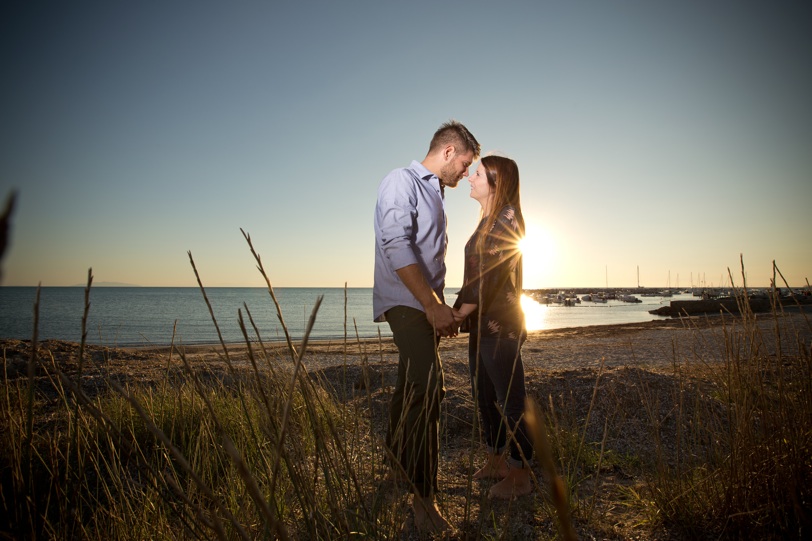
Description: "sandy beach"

(3, 311), (810, 539)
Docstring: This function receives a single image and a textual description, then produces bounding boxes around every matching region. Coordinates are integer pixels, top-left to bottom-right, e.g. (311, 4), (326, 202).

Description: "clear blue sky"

(2, 1), (810, 290)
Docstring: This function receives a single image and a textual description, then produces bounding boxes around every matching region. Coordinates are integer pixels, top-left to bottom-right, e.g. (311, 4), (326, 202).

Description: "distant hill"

(70, 282), (141, 287)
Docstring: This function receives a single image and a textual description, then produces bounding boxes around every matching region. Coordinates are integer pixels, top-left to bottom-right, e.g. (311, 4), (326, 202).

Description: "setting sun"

(519, 222), (557, 288)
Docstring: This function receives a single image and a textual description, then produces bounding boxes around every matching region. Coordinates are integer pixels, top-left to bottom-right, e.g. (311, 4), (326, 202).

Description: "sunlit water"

(520, 294), (681, 331)
(0, 287), (686, 346)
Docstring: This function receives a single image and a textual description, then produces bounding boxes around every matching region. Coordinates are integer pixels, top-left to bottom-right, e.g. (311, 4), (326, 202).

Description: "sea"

(0, 287), (689, 347)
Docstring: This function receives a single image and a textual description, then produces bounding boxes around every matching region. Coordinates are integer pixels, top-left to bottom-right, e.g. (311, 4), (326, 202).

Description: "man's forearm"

(395, 264), (456, 336)
(395, 264), (442, 310)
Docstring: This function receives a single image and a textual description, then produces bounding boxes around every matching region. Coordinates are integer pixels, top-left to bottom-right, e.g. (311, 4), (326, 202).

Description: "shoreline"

(118, 310), (789, 353)
(4, 310), (795, 353)
(5, 311), (807, 377)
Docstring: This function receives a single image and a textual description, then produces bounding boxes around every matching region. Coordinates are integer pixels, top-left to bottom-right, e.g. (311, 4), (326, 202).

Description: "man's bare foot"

(413, 493), (451, 534)
(488, 466), (532, 500)
(473, 453), (509, 480)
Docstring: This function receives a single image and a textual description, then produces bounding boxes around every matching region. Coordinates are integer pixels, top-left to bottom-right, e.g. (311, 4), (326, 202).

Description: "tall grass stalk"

(543, 356), (614, 524)
(21, 284), (40, 535)
(527, 398), (578, 541)
(1, 237), (389, 538)
(643, 259), (811, 539)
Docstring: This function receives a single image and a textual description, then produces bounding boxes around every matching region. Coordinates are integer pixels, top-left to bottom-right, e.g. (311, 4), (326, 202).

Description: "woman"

(453, 155), (533, 499)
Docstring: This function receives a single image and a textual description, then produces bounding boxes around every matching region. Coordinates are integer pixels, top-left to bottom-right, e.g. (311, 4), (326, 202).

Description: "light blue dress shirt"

(373, 160), (447, 322)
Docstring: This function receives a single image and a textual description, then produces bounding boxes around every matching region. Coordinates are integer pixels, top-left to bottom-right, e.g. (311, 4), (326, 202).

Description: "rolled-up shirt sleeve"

(377, 172), (419, 271)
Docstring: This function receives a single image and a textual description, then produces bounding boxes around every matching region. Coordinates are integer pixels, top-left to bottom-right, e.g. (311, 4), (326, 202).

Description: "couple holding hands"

(373, 120), (533, 533)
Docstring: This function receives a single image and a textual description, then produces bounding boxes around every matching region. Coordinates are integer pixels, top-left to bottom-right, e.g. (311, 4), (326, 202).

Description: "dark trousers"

(468, 334), (533, 468)
(385, 306), (446, 497)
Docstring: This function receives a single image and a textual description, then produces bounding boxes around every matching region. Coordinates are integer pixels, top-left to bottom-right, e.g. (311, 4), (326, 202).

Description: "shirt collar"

(409, 160), (437, 182)
(409, 160), (444, 198)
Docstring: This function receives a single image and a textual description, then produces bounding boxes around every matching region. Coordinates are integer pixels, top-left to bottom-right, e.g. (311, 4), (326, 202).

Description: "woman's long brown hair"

(478, 155), (525, 245)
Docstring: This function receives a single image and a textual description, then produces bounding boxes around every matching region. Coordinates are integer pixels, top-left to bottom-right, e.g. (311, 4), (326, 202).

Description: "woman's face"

(468, 162), (494, 208)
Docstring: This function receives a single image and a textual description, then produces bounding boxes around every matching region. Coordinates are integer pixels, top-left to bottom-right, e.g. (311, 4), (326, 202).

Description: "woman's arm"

(453, 302), (477, 324)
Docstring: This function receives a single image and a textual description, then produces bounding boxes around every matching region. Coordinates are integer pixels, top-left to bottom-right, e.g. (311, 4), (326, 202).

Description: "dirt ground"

(3, 311), (809, 539)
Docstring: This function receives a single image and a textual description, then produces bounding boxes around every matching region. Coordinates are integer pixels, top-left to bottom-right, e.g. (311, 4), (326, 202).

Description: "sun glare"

(521, 294), (548, 331)
(519, 223), (557, 288)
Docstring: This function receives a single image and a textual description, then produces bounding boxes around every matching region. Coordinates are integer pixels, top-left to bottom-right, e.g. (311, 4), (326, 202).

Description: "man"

(373, 120), (480, 533)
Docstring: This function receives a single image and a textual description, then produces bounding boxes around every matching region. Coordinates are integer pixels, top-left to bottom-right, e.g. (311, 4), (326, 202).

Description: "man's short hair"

(428, 120), (480, 159)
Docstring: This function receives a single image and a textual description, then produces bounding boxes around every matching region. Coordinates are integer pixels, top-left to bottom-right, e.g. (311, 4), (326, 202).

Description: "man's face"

(439, 148), (474, 188)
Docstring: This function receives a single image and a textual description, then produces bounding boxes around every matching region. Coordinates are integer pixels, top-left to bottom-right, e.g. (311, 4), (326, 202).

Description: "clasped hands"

(426, 303), (473, 338)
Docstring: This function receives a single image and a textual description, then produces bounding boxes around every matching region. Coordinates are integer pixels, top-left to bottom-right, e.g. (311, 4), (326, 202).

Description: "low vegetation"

(2, 238), (809, 539)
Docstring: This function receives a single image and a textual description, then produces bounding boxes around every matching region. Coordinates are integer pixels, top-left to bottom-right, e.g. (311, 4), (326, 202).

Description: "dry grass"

(1, 237), (810, 540)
